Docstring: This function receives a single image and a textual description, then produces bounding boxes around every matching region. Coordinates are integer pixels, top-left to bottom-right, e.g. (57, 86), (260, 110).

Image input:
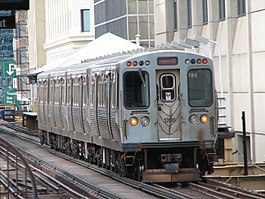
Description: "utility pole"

(242, 111), (248, 175)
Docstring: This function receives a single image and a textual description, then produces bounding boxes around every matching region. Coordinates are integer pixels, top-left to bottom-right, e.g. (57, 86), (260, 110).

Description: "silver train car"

(37, 49), (218, 182)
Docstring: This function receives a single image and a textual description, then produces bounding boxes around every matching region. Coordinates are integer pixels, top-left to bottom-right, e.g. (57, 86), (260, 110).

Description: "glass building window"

(81, 9), (90, 32)
(202, 0), (208, 24)
(187, 0), (192, 28)
(219, 0), (225, 21)
(238, 0), (246, 16)
(173, 0), (178, 31)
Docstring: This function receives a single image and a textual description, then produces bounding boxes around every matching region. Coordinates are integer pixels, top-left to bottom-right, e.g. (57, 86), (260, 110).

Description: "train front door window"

(156, 70), (181, 141)
(160, 74), (175, 101)
(123, 71), (150, 109)
(188, 69), (213, 107)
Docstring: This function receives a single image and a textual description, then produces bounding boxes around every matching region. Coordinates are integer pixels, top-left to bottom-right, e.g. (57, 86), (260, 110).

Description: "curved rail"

(0, 135), (39, 199)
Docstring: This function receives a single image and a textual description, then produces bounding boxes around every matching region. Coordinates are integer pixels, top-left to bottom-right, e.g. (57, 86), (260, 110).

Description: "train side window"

(86, 74), (90, 104)
(61, 78), (65, 105)
(42, 82), (44, 102)
(116, 71), (119, 109)
(37, 82), (40, 102)
(160, 74), (176, 101)
(46, 81), (48, 103)
(50, 79), (55, 104)
(101, 75), (105, 107)
(54, 79), (56, 104)
(82, 76), (87, 106)
(37, 81), (39, 100)
(67, 78), (72, 105)
(44, 81), (48, 103)
(49, 80), (52, 103)
(111, 72), (115, 108)
(91, 75), (96, 107)
(98, 75), (102, 107)
(73, 78), (76, 106)
(76, 78), (79, 106)
(37, 81), (41, 103)
(55, 79), (60, 105)
(73, 77), (80, 106)
(103, 74), (108, 107)
(97, 74), (107, 108)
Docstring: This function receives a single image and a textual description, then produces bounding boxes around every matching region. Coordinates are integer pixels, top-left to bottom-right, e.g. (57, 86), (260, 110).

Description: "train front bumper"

(142, 168), (201, 183)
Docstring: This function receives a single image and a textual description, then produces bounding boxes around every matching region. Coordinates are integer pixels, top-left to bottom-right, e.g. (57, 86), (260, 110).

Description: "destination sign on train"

(157, 57), (178, 65)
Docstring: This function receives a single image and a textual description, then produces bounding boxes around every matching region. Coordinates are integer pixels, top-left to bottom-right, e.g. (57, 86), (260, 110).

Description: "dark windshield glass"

(188, 69), (213, 107)
(123, 71), (149, 109)
(162, 75), (174, 88)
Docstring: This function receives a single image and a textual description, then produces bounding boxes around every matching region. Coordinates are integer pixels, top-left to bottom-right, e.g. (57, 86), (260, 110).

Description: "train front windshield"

(188, 69), (213, 107)
(123, 71), (149, 109)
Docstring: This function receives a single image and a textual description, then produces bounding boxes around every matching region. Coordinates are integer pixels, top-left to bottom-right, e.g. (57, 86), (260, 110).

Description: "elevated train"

(37, 49), (218, 182)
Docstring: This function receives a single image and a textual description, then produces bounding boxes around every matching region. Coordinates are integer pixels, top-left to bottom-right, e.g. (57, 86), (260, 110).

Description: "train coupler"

(161, 153), (182, 173)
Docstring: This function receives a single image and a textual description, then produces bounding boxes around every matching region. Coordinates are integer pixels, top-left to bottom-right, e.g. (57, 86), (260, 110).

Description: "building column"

(246, 0), (256, 162)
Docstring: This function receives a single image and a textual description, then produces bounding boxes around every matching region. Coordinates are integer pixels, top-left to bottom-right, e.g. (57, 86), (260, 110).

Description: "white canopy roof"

(31, 33), (144, 74)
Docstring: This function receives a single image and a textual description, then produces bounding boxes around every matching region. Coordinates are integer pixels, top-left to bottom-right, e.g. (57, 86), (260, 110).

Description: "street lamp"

(184, 37), (208, 55)
(193, 35), (223, 98)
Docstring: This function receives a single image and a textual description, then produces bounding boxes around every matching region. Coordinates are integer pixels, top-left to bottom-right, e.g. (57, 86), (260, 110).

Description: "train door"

(156, 70), (181, 141)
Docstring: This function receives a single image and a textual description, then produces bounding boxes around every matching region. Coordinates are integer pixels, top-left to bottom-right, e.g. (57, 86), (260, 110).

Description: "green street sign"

(3, 61), (16, 78)
(4, 89), (17, 104)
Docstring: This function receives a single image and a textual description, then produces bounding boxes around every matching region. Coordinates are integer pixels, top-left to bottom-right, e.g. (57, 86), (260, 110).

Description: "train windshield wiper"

(138, 69), (146, 87)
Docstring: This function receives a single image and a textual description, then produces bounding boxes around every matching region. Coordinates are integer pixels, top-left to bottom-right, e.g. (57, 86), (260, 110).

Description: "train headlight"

(140, 116), (150, 126)
(200, 115), (209, 124)
(129, 117), (138, 126)
(189, 115), (198, 125)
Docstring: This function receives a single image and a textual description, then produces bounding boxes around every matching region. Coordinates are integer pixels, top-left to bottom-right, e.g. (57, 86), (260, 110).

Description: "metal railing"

(218, 97), (227, 128)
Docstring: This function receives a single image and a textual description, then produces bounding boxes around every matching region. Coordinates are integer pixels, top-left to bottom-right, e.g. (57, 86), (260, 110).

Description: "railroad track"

(1, 121), (265, 199)
(0, 151), (89, 199)
(189, 181), (264, 199)
(0, 122), (184, 198)
(154, 180), (265, 199)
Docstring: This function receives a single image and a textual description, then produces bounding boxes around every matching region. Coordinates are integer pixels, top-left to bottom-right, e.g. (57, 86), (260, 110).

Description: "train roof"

(37, 50), (143, 78)
(37, 49), (211, 79)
